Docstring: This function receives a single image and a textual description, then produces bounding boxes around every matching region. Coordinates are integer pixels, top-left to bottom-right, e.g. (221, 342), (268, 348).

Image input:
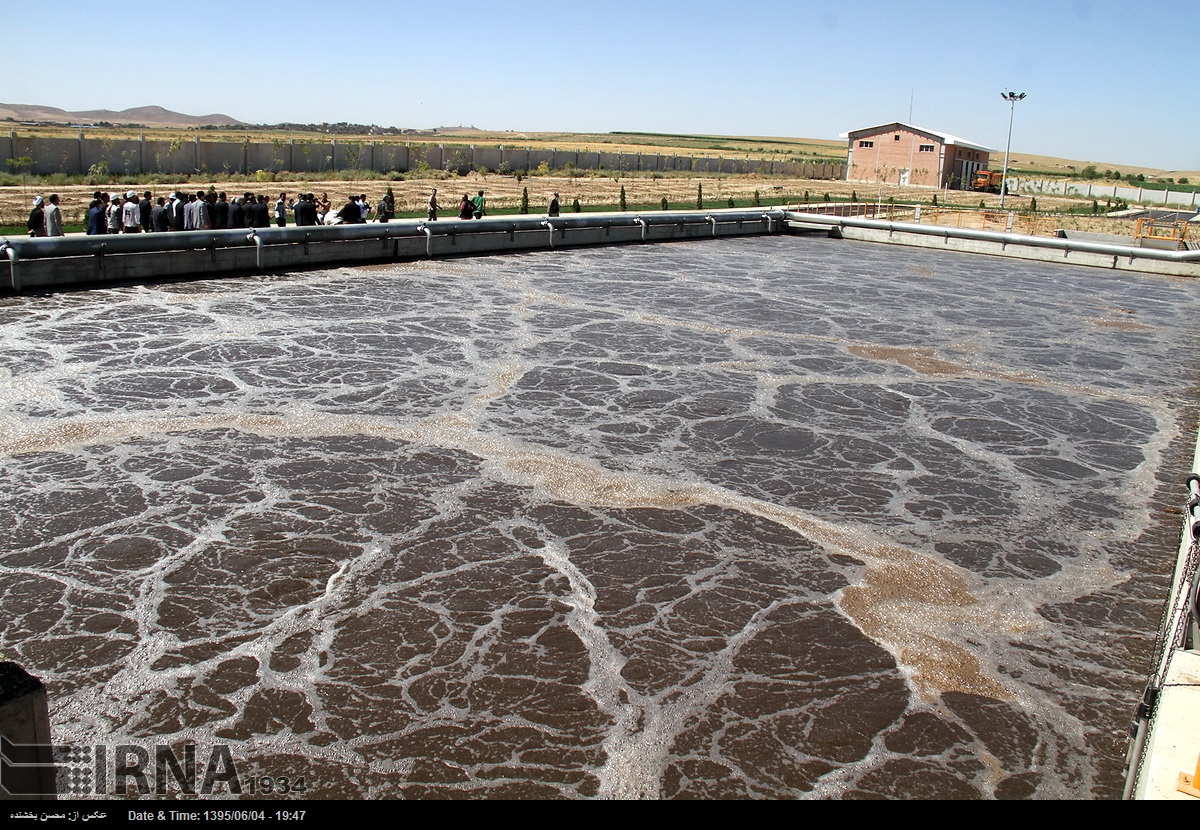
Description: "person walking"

(458, 194), (473, 220)
(548, 192), (560, 217)
(471, 189), (486, 219)
(427, 188), (439, 221)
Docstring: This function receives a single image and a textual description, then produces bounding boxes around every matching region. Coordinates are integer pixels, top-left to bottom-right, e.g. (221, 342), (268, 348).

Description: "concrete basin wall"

(1, 209), (785, 293)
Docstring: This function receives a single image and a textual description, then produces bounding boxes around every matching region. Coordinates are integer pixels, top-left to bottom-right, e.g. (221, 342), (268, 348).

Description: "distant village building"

(841, 122), (994, 189)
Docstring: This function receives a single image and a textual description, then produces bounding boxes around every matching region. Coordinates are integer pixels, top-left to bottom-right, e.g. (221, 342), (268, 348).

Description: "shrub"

(520, 187), (529, 214)
(1030, 197), (1037, 212)
(696, 184), (703, 209)
(661, 197), (669, 210)
(824, 192), (830, 202)
(572, 198), (581, 213)
(727, 196), (735, 208)
(851, 190), (858, 202)
(619, 186), (627, 211)
(753, 189), (760, 207)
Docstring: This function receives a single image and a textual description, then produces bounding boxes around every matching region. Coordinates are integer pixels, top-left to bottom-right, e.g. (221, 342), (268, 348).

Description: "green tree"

(619, 186), (627, 211)
(727, 196), (735, 208)
(572, 198), (581, 213)
(520, 187), (529, 214)
(661, 197), (669, 210)
(753, 189), (760, 207)
(1080, 165), (1099, 180)
(696, 184), (704, 209)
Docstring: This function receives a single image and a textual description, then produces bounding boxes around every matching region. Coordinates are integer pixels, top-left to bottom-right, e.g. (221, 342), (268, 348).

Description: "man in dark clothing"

(228, 197), (244, 229)
(140, 191), (153, 232)
(213, 193), (229, 229)
(170, 194), (186, 231)
(151, 197), (170, 233)
(294, 194), (318, 227)
(336, 197), (362, 224)
(247, 195), (271, 228)
(87, 198), (106, 235)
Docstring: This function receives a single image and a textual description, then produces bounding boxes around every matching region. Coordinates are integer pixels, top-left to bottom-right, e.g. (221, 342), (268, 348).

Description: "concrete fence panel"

(528, 149), (554, 171)
(246, 142), (285, 174)
(372, 143), (408, 172)
(0, 134), (14, 174)
(552, 151), (579, 170)
(85, 138), (145, 175)
(14, 136), (76, 175)
(197, 141), (246, 176)
(473, 146), (502, 171)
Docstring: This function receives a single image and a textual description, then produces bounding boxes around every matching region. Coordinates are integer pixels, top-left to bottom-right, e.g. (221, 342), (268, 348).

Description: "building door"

(899, 169), (910, 187)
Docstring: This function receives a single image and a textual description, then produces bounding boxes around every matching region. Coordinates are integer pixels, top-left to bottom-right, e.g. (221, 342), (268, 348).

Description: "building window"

(894, 134), (901, 141)
(919, 144), (934, 153)
(858, 140), (874, 148)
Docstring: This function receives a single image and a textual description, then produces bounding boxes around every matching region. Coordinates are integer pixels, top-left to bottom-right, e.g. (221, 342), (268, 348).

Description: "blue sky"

(8, 0), (1198, 171)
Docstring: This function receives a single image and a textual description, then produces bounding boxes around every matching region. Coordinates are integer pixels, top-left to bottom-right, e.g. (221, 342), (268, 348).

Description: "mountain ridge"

(0, 103), (243, 128)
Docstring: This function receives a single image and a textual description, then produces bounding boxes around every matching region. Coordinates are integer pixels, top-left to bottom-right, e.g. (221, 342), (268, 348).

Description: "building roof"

(840, 122), (995, 154)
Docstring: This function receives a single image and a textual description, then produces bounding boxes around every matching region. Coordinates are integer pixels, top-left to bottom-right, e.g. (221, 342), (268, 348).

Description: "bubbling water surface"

(1, 236), (1197, 799)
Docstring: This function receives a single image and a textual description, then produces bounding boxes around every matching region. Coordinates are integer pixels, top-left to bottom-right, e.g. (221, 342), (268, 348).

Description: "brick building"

(841, 122), (994, 189)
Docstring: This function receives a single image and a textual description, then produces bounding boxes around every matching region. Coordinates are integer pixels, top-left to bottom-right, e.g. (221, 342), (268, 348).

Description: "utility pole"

(999, 90), (1026, 209)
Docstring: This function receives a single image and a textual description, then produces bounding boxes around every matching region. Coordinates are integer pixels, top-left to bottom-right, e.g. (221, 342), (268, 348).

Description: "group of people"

(25, 195), (64, 237)
(426, 189), (489, 221)
(26, 185), (565, 237)
(76, 190), (390, 234)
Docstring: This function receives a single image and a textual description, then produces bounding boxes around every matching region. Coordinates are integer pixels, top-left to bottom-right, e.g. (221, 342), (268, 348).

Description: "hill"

(0, 102), (243, 128)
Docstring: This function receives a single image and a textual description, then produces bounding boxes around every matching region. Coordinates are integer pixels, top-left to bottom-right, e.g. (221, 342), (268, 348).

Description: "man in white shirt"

(121, 191), (141, 233)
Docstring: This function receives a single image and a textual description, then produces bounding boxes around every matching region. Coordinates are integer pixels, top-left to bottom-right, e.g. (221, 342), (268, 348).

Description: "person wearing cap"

(122, 190), (141, 232)
(44, 194), (63, 237)
(106, 194), (122, 235)
(27, 196), (46, 237)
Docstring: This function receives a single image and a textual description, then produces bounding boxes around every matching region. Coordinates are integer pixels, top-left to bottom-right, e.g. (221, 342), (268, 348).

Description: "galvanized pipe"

(248, 231), (264, 272)
(2, 242), (19, 293)
(416, 223), (433, 257)
(783, 211), (1200, 264)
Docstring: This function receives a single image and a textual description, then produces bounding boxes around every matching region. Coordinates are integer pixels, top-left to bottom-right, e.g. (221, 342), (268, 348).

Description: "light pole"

(999, 90), (1026, 209)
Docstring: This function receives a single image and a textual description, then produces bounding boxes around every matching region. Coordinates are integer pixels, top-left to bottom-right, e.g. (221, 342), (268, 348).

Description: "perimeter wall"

(1, 132), (845, 180)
